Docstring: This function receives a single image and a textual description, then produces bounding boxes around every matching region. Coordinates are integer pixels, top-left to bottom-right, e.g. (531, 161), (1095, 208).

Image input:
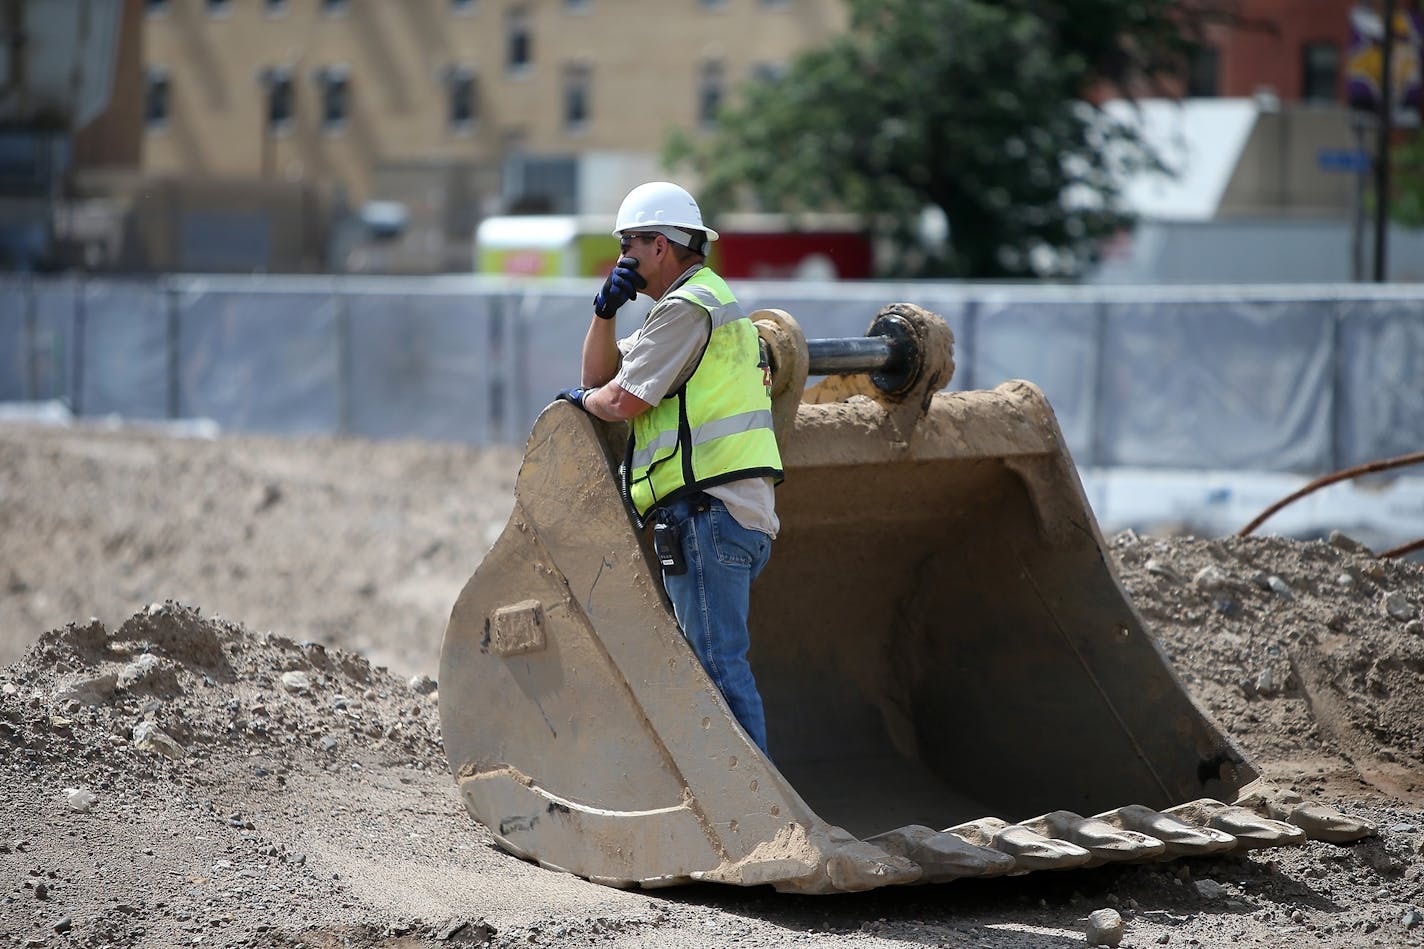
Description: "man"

(557, 181), (782, 755)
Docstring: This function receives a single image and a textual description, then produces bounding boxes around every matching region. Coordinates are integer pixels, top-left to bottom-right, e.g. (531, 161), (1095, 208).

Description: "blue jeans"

(659, 493), (772, 755)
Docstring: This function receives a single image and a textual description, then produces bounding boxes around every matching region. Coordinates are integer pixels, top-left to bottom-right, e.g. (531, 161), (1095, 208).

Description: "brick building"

(1190, 0), (1366, 103)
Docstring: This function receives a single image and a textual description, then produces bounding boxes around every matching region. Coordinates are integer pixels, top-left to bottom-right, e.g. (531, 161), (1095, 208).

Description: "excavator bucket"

(439, 303), (1371, 894)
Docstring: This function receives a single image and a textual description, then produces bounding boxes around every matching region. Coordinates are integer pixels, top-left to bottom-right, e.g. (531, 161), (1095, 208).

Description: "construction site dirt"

(2, 420), (1422, 948)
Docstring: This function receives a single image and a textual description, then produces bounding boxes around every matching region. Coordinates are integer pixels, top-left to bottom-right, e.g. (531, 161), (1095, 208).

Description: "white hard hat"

(612, 181), (719, 249)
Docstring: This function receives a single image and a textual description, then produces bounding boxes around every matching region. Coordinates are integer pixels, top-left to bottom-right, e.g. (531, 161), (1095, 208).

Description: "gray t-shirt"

(613, 267), (779, 538)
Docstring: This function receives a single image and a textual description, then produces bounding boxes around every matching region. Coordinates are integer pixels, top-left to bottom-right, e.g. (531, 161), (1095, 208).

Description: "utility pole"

(1351, 121), (1367, 281)
(1373, 0), (1397, 282)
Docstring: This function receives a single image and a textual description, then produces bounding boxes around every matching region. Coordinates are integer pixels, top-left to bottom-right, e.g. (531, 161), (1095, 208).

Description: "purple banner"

(1348, 2), (1424, 116)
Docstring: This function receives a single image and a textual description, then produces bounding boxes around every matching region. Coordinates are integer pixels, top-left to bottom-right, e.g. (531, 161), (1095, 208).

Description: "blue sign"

(1317, 149), (1372, 173)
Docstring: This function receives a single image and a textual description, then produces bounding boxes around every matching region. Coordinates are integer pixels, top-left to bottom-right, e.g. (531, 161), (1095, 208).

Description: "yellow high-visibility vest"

(625, 268), (783, 523)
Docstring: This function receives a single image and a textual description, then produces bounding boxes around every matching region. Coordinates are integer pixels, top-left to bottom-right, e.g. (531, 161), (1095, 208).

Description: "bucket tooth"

(867, 825), (1018, 882)
(1164, 799), (1308, 849)
(699, 823), (919, 894)
(1233, 785), (1376, 844)
(947, 818), (1093, 872)
(1277, 802), (1375, 844)
(1019, 810), (1167, 864)
(823, 838), (923, 892)
(1093, 804), (1237, 857)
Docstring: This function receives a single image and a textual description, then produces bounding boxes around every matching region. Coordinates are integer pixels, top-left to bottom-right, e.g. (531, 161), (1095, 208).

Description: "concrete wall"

(1218, 108), (1359, 215)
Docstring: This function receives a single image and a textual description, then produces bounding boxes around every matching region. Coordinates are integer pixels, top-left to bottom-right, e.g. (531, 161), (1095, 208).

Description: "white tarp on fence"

(3, 275), (1422, 543)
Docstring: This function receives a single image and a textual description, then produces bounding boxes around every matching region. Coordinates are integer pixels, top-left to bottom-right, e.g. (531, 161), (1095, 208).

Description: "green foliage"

(1394, 135), (1424, 230)
(666, 0), (1231, 278)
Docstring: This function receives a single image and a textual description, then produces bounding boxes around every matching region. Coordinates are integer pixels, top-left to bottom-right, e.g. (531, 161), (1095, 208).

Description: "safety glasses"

(619, 232), (660, 251)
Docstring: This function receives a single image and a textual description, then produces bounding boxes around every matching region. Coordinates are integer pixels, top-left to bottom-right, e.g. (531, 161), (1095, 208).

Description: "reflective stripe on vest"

(629, 408), (776, 471)
(625, 268), (783, 521)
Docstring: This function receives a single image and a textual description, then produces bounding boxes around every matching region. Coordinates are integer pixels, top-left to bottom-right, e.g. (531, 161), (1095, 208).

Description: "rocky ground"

(2, 420), (1423, 948)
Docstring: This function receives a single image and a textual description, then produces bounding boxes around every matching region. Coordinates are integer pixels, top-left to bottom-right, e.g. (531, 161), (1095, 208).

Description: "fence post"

(71, 276), (86, 416)
(1087, 300), (1110, 470)
(23, 273), (36, 401)
(1328, 296), (1344, 474)
(336, 283), (352, 436)
(958, 298), (977, 393)
(166, 277), (181, 419)
(483, 292), (500, 445)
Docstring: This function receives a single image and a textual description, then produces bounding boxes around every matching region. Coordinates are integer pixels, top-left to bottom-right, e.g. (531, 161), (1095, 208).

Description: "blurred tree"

(1394, 135), (1424, 229)
(666, 0), (1239, 278)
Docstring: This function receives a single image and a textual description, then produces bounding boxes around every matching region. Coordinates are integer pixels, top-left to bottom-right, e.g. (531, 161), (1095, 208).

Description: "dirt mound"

(7, 602), (438, 772)
(0, 602), (487, 948)
(1110, 531), (1424, 805)
(0, 594), (1414, 949)
(4, 582), (1424, 948)
(0, 423), (521, 677)
(5, 423), (1424, 947)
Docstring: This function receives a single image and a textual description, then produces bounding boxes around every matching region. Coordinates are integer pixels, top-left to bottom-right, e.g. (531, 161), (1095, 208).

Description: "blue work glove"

(593, 257), (646, 320)
(556, 386), (590, 412)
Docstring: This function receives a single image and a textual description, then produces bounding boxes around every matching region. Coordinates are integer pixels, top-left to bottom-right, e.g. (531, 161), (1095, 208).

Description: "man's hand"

(593, 257), (647, 320)
(556, 386), (591, 412)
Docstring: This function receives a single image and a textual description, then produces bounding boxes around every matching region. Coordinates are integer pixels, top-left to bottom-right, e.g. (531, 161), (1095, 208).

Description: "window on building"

(503, 152), (577, 213)
(565, 0), (591, 10)
(699, 0), (729, 9)
(1302, 41), (1340, 104)
(322, 0), (349, 15)
(446, 66), (478, 130)
(145, 67), (170, 127)
(207, 0), (231, 15)
(1186, 45), (1219, 98)
(507, 8), (532, 73)
(145, 0), (168, 14)
(699, 60), (724, 127)
(563, 64), (591, 131)
(262, 67), (294, 129)
(751, 61), (788, 84)
(316, 67), (350, 130)
(265, 0), (288, 16)
(451, 0), (475, 13)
